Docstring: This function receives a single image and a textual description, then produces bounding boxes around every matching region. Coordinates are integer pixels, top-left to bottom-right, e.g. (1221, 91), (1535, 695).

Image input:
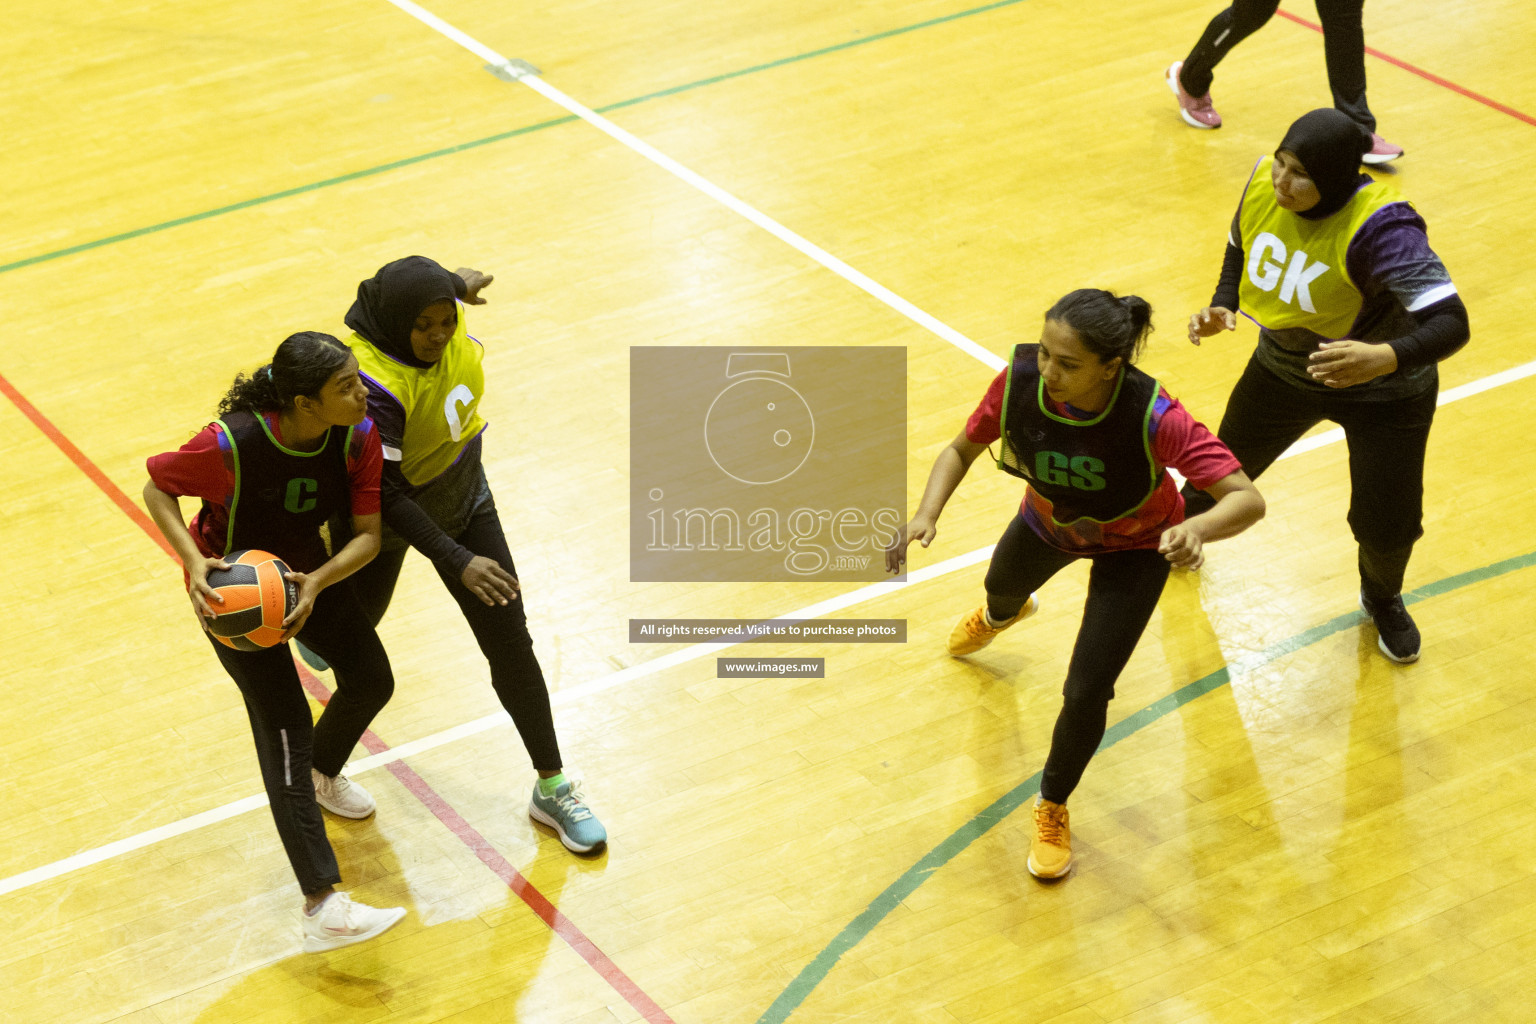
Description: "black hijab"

(1276, 108), (1374, 220)
(345, 256), (466, 367)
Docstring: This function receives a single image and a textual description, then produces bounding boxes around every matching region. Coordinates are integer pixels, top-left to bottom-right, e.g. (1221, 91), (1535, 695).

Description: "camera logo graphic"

(704, 353), (816, 486)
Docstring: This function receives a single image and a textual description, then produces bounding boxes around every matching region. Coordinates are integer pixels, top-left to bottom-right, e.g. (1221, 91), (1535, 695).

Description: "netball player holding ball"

(887, 290), (1266, 879)
(143, 331), (405, 951)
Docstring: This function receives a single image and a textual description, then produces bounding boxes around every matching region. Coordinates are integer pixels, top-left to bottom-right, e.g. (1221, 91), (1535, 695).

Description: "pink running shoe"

(1166, 61), (1221, 129)
(1362, 132), (1404, 165)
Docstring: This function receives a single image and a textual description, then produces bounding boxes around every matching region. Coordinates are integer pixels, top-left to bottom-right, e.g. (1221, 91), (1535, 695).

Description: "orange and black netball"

(204, 549), (298, 651)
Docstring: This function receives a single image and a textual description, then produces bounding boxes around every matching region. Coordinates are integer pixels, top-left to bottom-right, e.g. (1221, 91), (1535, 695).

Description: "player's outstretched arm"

(1158, 470), (1265, 569)
(886, 431), (988, 574)
(454, 267), (494, 305)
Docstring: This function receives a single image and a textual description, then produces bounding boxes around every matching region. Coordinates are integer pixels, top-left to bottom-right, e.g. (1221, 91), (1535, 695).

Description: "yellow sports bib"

(1237, 156), (1400, 339)
(347, 301), (488, 486)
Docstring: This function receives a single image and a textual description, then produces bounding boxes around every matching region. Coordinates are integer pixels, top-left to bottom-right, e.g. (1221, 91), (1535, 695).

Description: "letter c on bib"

(1247, 232), (1287, 293)
(444, 384), (476, 442)
(284, 478), (319, 514)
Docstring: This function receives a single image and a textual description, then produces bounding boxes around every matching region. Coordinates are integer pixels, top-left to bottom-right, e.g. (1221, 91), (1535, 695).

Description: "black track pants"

(208, 581), (394, 894)
(984, 514), (1171, 804)
(1180, 0), (1376, 131)
(1181, 354), (1434, 602)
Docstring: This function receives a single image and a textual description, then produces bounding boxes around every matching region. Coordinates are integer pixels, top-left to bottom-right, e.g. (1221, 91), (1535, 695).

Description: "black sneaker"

(1359, 592), (1421, 664)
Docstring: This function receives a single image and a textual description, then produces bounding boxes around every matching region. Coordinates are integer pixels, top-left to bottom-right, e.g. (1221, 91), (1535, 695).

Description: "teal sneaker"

(295, 640), (330, 672)
(529, 779), (607, 853)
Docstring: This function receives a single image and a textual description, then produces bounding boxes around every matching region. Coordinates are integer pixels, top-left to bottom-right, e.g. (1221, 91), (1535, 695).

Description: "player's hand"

(1307, 340), (1397, 388)
(187, 555), (231, 629)
(1158, 523), (1205, 569)
(455, 267), (494, 305)
(1188, 306), (1236, 345)
(461, 555), (520, 606)
(885, 514), (938, 574)
(280, 572), (322, 642)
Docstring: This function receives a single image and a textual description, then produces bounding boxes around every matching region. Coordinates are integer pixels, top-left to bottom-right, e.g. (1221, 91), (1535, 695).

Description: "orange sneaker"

(1027, 797), (1073, 879)
(946, 595), (1038, 656)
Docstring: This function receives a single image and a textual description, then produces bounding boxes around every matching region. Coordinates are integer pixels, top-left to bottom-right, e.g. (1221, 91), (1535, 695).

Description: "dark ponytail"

(1044, 289), (1154, 366)
(218, 332), (351, 417)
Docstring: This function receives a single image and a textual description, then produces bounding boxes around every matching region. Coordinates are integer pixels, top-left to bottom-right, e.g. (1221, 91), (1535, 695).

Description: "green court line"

(0, 114), (573, 276)
(756, 547), (1536, 1024)
(596, 0), (1031, 114)
(0, 0), (1033, 278)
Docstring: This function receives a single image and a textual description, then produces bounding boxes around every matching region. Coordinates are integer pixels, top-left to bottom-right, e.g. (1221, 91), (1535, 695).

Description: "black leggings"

(1182, 354), (1436, 602)
(984, 514), (1171, 805)
(208, 581), (395, 894)
(350, 498), (563, 772)
(1181, 0), (1375, 131)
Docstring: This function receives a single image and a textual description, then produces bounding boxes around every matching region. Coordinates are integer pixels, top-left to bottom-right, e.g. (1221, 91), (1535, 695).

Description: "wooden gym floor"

(3, 0), (1535, 1021)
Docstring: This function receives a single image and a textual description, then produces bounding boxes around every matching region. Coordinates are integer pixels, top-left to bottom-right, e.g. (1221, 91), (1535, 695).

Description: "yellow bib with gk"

(1237, 156), (1400, 339)
(347, 301), (488, 486)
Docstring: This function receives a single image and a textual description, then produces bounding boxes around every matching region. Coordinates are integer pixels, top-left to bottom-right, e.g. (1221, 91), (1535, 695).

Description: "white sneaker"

(301, 892), (405, 953)
(312, 768), (376, 819)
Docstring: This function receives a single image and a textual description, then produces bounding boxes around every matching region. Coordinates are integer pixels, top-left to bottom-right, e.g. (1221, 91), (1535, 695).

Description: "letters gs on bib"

(1029, 452), (1107, 491)
(1247, 232), (1329, 314)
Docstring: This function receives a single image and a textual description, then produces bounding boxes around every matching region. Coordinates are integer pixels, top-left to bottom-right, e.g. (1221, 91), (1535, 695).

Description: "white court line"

(1280, 358), (1536, 458)
(11, 354), (1529, 898)
(7, 0), (1534, 900)
(0, 796), (269, 899)
(381, 0), (1535, 448)
(380, 0), (1006, 372)
(0, 546), (993, 899)
(348, 544), (997, 772)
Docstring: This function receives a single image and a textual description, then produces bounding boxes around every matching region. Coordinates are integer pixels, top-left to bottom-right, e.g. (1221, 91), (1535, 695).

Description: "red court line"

(1277, 9), (1536, 128)
(1, 375), (676, 1024)
(387, 757), (675, 1024)
(297, 667), (678, 1024)
(0, 371), (178, 561)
